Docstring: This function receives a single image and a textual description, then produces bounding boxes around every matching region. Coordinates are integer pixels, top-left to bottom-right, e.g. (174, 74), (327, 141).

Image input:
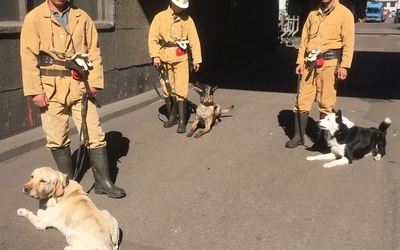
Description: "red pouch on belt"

(176, 47), (186, 56)
(71, 69), (83, 80)
(316, 58), (324, 67)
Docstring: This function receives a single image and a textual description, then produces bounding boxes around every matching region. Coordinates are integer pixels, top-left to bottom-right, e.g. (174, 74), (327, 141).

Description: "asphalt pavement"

(1, 29), (400, 249)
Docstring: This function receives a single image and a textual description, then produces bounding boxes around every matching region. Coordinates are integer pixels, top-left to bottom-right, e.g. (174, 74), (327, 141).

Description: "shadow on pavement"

(72, 131), (130, 185)
(277, 109), (320, 144)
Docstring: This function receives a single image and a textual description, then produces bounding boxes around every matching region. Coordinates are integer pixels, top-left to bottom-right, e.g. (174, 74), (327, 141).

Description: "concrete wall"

(0, 0), (278, 140)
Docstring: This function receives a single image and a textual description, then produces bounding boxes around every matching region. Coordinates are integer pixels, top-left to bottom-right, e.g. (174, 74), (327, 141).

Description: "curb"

(0, 88), (163, 163)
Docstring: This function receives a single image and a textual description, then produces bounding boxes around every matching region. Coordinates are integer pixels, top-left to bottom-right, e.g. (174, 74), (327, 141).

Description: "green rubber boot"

(89, 147), (126, 199)
(285, 112), (308, 148)
(164, 97), (177, 128)
(51, 146), (74, 179)
(177, 101), (187, 133)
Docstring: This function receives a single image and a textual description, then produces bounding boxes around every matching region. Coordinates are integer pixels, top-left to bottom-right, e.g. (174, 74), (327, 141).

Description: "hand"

(153, 57), (161, 67)
(295, 64), (304, 75)
(82, 87), (98, 97)
(71, 52), (93, 71)
(193, 63), (200, 72)
(32, 94), (49, 108)
(337, 67), (348, 80)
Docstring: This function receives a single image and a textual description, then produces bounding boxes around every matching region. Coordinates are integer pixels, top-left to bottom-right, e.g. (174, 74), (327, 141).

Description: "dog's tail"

(221, 105), (234, 113)
(378, 118), (392, 134)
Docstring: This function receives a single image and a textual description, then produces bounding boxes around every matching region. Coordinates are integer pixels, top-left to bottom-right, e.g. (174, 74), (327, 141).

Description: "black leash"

(64, 61), (101, 180)
(295, 73), (305, 145)
(74, 92), (90, 180)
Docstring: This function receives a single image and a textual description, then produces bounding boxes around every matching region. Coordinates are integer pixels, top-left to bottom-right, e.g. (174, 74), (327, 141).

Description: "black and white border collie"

(307, 109), (392, 168)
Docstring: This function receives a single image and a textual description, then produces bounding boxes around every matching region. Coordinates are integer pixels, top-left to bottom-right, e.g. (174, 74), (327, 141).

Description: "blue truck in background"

(365, 2), (385, 22)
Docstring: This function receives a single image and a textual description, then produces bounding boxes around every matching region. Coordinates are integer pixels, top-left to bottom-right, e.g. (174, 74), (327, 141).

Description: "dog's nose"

(23, 183), (32, 194)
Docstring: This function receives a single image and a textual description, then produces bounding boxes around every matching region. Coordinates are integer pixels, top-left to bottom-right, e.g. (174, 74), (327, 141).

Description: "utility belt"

(38, 54), (72, 77)
(318, 49), (342, 60)
(159, 39), (192, 57)
(159, 39), (178, 47)
(158, 39), (194, 71)
(37, 53), (101, 108)
(40, 69), (71, 77)
(38, 53), (89, 80)
(306, 48), (342, 71)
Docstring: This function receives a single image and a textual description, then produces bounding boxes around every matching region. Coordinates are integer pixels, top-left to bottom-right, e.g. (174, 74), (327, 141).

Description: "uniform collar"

(168, 5), (183, 21)
(50, 6), (70, 16)
(319, 0), (337, 16)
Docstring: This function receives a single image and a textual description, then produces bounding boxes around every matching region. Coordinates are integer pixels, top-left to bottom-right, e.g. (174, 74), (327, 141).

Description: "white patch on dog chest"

(328, 138), (345, 158)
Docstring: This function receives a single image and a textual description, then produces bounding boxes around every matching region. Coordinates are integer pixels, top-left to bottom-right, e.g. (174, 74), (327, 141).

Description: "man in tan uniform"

(148, 0), (202, 133)
(20, 0), (125, 198)
(285, 0), (354, 149)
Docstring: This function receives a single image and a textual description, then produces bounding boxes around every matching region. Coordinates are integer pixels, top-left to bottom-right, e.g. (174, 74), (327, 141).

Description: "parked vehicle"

(395, 0), (400, 23)
(365, 2), (385, 22)
(395, 10), (400, 23)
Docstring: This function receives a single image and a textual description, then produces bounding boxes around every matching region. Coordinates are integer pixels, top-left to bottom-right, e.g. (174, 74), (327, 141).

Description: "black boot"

(164, 97), (177, 128)
(51, 146), (74, 179)
(285, 112), (308, 148)
(89, 147), (126, 199)
(177, 101), (187, 133)
(310, 113), (328, 151)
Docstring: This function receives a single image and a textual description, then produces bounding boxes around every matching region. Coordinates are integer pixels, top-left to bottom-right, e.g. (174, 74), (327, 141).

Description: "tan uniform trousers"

(41, 97), (106, 150)
(160, 59), (189, 101)
(294, 62), (338, 115)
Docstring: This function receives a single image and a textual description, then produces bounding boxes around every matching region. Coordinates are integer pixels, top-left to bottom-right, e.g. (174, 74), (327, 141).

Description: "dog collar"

(201, 101), (214, 106)
(65, 177), (70, 187)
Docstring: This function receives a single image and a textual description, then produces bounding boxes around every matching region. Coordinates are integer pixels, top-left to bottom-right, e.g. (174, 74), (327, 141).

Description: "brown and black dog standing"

(186, 82), (234, 138)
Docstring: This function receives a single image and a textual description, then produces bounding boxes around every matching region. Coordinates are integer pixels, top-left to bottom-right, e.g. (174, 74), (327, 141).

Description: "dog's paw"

(186, 132), (193, 137)
(194, 133), (202, 139)
(17, 208), (29, 217)
(323, 162), (336, 168)
(35, 223), (47, 231)
(373, 154), (381, 161)
(306, 156), (317, 161)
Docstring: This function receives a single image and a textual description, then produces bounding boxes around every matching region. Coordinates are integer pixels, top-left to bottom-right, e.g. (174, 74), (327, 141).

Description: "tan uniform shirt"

(148, 6), (202, 65)
(20, 1), (103, 104)
(296, 0), (354, 68)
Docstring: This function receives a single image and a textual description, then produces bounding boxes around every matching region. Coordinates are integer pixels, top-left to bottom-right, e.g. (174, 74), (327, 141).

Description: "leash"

(74, 92), (90, 181)
(295, 73), (305, 145)
(65, 60), (100, 181)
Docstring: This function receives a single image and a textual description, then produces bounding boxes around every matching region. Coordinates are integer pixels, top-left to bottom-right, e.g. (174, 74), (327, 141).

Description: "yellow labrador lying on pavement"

(17, 167), (119, 250)
(186, 82), (234, 138)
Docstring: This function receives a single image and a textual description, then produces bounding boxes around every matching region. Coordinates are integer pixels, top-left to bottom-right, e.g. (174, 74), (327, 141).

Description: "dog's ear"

(194, 86), (203, 94)
(211, 85), (218, 93)
(335, 109), (342, 123)
(52, 172), (66, 198)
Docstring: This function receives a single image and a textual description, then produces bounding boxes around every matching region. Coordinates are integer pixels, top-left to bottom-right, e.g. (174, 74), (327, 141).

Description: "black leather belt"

(39, 54), (67, 67)
(40, 69), (71, 77)
(319, 49), (342, 60)
(159, 40), (178, 47)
